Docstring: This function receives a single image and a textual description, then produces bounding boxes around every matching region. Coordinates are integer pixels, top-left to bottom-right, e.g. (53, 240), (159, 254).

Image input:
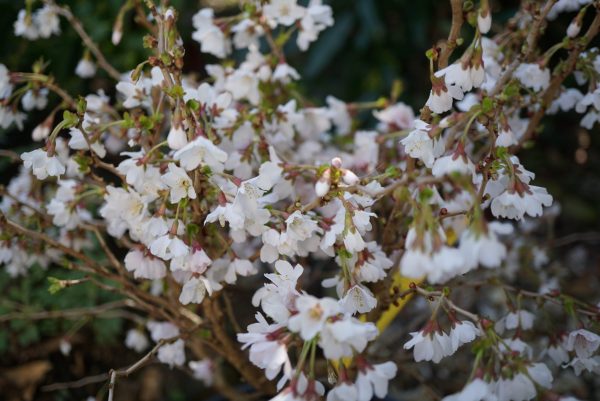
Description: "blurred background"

(0, 1), (598, 400)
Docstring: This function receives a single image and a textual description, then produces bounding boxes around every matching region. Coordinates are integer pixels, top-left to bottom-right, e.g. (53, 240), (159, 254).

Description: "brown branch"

(438, 0), (464, 69)
(41, 372), (109, 392)
(202, 296), (275, 396)
(522, 0), (558, 60)
(516, 7), (600, 150)
(490, 0), (558, 97)
(3, 217), (107, 275)
(51, 3), (122, 81)
(551, 231), (600, 247)
(107, 334), (181, 401)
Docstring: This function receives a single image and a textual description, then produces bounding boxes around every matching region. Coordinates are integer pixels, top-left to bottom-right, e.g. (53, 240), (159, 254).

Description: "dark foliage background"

(0, 1), (598, 400)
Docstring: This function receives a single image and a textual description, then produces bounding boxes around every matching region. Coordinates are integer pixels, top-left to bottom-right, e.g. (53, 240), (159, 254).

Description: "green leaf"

(47, 277), (65, 295)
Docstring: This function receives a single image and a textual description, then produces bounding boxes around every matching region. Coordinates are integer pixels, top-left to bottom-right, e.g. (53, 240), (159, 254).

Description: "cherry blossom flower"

(355, 360), (397, 400)
(125, 249), (167, 279)
(162, 163), (196, 203)
(75, 58), (96, 78)
(21, 148), (65, 180)
(441, 379), (490, 401)
(192, 9), (230, 58)
(179, 276), (212, 305)
(564, 329), (600, 359)
(174, 135), (228, 173)
(263, 0), (305, 27)
(404, 323), (453, 363)
(238, 313), (292, 382)
(189, 359), (214, 386)
(125, 329), (149, 353)
(340, 284), (377, 314)
(514, 63), (550, 92)
(288, 295), (340, 340)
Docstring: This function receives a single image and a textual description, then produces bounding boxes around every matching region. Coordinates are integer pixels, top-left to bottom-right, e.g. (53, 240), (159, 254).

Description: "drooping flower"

(564, 329), (600, 359)
(404, 323), (454, 363)
(355, 360), (398, 401)
(21, 148), (65, 180)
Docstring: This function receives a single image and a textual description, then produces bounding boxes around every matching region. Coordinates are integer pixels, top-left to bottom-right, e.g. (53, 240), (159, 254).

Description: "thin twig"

(41, 372), (110, 392)
(51, 3), (122, 81)
(107, 334), (182, 401)
(517, 8), (600, 149)
(438, 0), (464, 69)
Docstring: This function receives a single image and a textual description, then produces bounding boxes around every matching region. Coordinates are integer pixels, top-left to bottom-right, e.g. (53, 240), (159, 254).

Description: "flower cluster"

(1, 1), (599, 401)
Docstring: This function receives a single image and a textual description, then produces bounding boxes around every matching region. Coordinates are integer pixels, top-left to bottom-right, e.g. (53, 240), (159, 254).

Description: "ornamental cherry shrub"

(1, 0), (600, 400)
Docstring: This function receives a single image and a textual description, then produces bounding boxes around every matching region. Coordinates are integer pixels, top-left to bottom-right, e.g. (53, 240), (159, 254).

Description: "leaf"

(47, 277), (65, 295)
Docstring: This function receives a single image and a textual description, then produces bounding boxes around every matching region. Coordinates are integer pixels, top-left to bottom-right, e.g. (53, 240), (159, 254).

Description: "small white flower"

(125, 329), (149, 353)
(238, 313), (292, 381)
(162, 163), (196, 203)
(315, 169), (331, 197)
(179, 276), (212, 304)
(124, 249), (167, 279)
(288, 295), (340, 340)
(432, 153), (475, 179)
(319, 318), (377, 360)
(514, 63), (550, 92)
(449, 321), (480, 353)
(22, 89), (48, 111)
(340, 284), (377, 314)
(356, 361), (397, 400)
(75, 58), (97, 78)
(34, 5), (61, 38)
(272, 63), (300, 83)
(505, 310), (535, 331)
(404, 325), (453, 363)
(147, 321), (179, 341)
(231, 19), (264, 49)
(442, 379), (490, 401)
(157, 339), (186, 368)
(426, 88), (454, 114)
(191, 9), (231, 58)
(68, 128), (107, 158)
(167, 126), (188, 150)
(401, 120), (443, 168)
(21, 148), (65, 180)
(426, 76), (464, 114)
(189, 359), (214, 386)
(116, 80), (145, 108)
(373, 102), (415, 130)
(491, 186), (553, 220)
(0, 64), (13, 99)
(477, 10), (492, 34)
(567, 19), (581, 38)
(564, 329), (600, 359)
(343, 229), (366, 253)
(327, 96), (352, 134)
(565, 356), (600, 375)
(496, 126), (518, 147)
(327, 382), (358, 401)
(547, 343), (569, 365)
(174, 136), (228, 173)
(459, 221), (511, 269)
(14, 10), (39, 40)
(263, 0), (305, 27)
(150, 234), (189, 260)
